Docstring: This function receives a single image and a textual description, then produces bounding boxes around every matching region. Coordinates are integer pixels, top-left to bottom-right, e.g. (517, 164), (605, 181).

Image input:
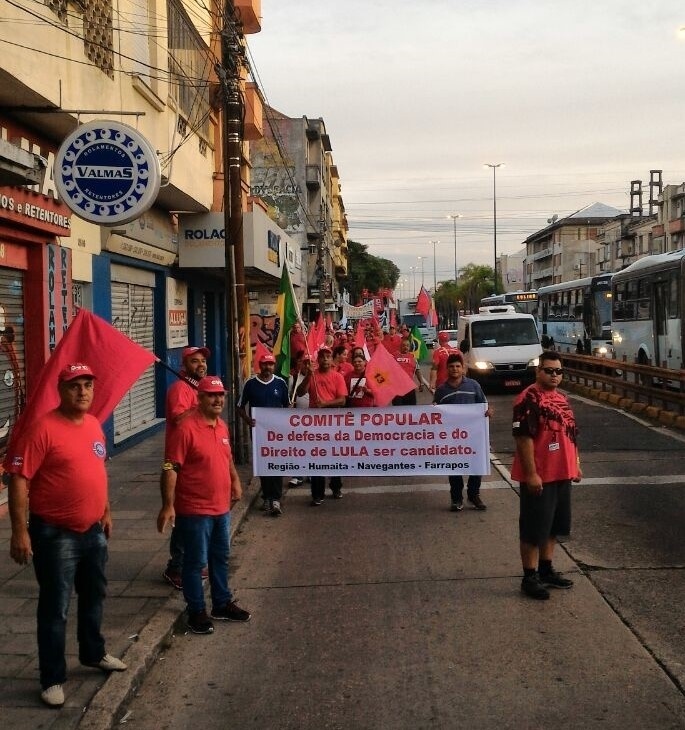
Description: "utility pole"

(218, 1), (247, 461)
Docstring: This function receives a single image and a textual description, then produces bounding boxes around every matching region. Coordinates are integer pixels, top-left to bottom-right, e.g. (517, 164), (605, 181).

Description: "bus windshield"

(471, 319), (539, 347)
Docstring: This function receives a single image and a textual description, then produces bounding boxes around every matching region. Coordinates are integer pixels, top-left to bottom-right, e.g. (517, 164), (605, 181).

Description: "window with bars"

(45, 0), (114, 78)
(167, 0), (211, 141)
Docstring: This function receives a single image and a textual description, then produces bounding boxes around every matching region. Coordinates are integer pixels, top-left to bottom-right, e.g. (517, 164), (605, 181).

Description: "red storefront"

(0, 117), (73, 497)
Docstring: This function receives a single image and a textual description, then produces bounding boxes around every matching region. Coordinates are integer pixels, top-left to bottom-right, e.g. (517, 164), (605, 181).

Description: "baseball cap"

(438, 331), (450, 343)
(317, 346), (332, 357)
(197, 376), (226, 394)
(259, 353), (276, 364)
(182, 346), (210, 360)
(58, 363), (96, 382)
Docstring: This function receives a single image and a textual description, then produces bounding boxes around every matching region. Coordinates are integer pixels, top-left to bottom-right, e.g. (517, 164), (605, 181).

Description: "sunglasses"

(541, 367), (564, 376)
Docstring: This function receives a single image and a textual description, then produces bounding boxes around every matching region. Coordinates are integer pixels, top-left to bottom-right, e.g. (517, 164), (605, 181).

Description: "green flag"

(409, 326), (429, 361)
(273, 265), (300, 378)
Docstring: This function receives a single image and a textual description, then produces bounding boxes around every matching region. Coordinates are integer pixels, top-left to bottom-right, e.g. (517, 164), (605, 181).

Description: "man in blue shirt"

(433, 354), (492, 512)
(238, 353), (290, 516)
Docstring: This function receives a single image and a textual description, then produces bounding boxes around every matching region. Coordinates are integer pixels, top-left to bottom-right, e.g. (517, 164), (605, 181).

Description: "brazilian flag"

(410, 326), (429, 361)
(273, 265), (300, 378)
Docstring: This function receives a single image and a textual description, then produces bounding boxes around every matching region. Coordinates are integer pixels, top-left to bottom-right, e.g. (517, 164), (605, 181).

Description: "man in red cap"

(237, 352), (289, 516)
(162, 346), (209, 589)
(429, 331), (461, 393)
(158, 375), (250, 634)
(7, 363), (127, 707)
(296, 347), (347, 505)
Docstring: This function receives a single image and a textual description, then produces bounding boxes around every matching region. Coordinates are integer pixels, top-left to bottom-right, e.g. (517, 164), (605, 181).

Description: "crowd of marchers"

(6, 314), (580, 709)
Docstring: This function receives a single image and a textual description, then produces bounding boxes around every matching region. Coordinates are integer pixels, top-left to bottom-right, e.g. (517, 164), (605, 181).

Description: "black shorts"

(519, 479), (571, 546)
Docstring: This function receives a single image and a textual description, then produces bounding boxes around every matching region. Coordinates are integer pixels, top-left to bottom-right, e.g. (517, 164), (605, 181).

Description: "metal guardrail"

(555, 351), (685, 417)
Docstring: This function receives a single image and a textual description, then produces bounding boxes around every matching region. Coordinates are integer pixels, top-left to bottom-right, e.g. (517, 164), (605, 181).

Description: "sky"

(246, 1), (685, 294)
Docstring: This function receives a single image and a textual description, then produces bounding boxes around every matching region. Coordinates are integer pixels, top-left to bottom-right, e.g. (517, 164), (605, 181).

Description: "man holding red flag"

(8, 364), (127, 707)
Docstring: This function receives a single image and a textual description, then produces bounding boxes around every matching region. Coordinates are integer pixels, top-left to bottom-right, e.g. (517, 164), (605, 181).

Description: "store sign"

(0, 120), (72, 236)
(178, 213), (225, 268)
(166, 278), (188, 348)
(54, 120), (161, 225)
(45, 243), (72, 354)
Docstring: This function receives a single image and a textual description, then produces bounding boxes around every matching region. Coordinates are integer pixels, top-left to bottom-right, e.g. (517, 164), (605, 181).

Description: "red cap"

(259, 353), (276, 364)
(182, 346), (210, 360)
(197, 376), (226, 394)
(438, 331), (450, 343)
(317, 346), (332, 357)
(58, 363), (96, 382)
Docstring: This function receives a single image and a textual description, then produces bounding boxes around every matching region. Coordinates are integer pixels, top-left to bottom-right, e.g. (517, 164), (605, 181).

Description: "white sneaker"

(288, 477), (303, 486)
(271, 500), (282, 516)
(41, 684), (64, 707)
(85, 653), (127, 672)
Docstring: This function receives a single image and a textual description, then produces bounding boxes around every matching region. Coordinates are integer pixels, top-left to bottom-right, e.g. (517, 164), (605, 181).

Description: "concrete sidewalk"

(0, 428), (260, 730)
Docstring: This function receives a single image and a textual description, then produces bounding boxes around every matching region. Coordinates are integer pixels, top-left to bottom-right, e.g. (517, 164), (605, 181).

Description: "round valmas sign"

(55, 120), (161, 225)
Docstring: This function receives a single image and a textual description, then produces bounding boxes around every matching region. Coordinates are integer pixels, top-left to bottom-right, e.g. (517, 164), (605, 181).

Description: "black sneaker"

(450, 500), (464, 512)
(162, 569), (183, 590)
(468, 494), (487, 510)
(211, 601), (252, 622)
(332, 490), (343, 500)
(521, 574), (550, 600)
(187, 610), (214, 634)
(311, 498), (323, 506)
(270, 500), (283, 516)
(540, 570), (574, 589)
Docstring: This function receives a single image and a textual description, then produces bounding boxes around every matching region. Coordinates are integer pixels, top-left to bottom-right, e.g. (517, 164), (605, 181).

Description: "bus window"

(669, 271), (679, 318)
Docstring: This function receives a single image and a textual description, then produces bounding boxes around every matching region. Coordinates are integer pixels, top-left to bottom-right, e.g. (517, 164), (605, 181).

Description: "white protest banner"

(251, 405), (489, 477)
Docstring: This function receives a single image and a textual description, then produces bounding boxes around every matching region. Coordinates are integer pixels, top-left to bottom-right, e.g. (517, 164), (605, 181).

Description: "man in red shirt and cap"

(429, 331), (461, 393)
(158, 375), (250, 634)
(163, 346), (209, 590)
(8, 364), (127, 707)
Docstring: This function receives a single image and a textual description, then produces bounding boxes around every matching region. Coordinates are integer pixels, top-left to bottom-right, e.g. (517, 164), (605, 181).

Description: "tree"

(342, 240), (400, 303)
(434, 264), (496, 323)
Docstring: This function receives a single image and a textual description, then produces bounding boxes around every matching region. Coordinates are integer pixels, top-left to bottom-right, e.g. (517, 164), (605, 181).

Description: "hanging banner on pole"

(251, 405), (490, 477)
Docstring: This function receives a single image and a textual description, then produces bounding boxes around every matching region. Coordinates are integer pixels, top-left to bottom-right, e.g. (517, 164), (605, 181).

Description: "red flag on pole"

(252, 340), (273, 374)
(5, 309), (157, 465)
(415, 286), (431, 317)
(365, 343), (417, 407)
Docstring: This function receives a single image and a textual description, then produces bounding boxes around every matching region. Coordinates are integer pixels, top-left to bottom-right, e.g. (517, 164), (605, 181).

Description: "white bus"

(480, 290), (539, 317)
(538, 274), (613, 356)
(611, 249), (685, 369)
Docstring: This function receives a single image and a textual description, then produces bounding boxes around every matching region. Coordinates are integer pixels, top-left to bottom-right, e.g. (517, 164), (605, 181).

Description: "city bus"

(611, 249), (685, 370)
(480, 290), (539, 317)
(538, 274), (613, 356)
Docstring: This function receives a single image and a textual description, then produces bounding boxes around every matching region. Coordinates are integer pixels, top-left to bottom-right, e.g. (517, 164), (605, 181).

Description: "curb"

(78, 475), (262, 730)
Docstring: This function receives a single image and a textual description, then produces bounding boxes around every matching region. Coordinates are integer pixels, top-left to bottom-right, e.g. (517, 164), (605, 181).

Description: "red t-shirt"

(166, 378), (198, 423)
(336, 361), (354, 378)
(344, 370), (376, 407)
(166, 410), (233, 516)
(308, 368), (347, 407)
(383, 333), (402, 355)
(432, 346), (461, 387)
(511, 384), (579, 483)
(7, 410), (108, 532)
(395, 352), (417, 380)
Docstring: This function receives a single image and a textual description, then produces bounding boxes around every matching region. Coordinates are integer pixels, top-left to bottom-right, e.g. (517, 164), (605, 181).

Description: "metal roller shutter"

(112, 280), (156, 442)
(0, 268), (25, 462)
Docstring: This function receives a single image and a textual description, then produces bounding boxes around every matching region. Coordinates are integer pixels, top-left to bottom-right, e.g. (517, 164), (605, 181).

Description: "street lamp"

(484, 163), (504, 294)
(429, 240), (440, 292)
(417, 256), (425, 288)
(446, 214), (462, 282)
(409, 266), (416, 297)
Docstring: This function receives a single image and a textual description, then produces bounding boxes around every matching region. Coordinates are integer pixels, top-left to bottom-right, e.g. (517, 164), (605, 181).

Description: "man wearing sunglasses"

(511, 352), (582, 600)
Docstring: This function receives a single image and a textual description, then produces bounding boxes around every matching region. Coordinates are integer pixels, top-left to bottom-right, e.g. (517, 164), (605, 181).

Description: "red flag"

(252, 340), (273, 374)
(5, 309), (157, 462)
(325, 312), (332, 331)
(307, 313), (325, 357)
(415, 286), (431, 317)
(431, 308), (439, 326)
(365, 343), (417, 407)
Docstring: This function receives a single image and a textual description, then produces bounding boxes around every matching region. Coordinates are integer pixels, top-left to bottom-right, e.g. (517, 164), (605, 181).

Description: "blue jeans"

(175, 513), (232, 614)
(448, 475), (482, 502)
(29, 516), (108, 689)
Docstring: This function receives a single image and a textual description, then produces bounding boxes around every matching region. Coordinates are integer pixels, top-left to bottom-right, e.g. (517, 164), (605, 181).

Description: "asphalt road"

(117, 389), (685, 730)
